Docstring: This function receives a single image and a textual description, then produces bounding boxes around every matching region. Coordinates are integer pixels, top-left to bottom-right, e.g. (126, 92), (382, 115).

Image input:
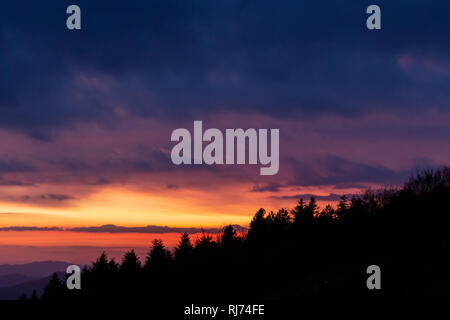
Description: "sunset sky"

(0, 1), (449, 263)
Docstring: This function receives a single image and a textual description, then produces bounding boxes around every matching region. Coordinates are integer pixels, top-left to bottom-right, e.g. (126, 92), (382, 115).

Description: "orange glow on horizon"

(0, 231), (189, 247)
(0, 182), (364, 264)
(0, 183), (358, 228)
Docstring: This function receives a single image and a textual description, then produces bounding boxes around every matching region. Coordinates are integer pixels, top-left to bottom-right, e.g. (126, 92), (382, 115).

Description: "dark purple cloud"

(0, 160), (35, 173)
(251, 183), (284, 192)
(288, 156), (413, 187)
(270, 193), (346, 202)
(0, 1), (449, 137)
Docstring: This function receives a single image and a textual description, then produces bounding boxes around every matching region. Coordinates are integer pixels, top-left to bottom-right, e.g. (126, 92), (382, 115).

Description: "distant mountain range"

(0, 261), (71, 300)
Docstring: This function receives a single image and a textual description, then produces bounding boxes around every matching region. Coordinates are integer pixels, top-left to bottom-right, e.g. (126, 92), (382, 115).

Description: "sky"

(0, 1), (449, 263)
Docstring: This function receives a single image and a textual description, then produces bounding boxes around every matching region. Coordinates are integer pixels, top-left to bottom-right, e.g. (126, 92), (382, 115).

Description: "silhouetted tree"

(336, 195), (348, 218)
(274, 208), (292, 225)
(120, 249), (141, 274)
(195, 233), (218, 253)
(42, 273), (63, 300)
(108, 258), (119, 273)
(306, 197), (319, 217)
(175, 233), (194, 262)
(320, 204), (336, 220)
(92, 251), (109, 274)
(144, 239), (172, 271)
(219, 225), (239, 247)
(292, 198), (306, 225)
(247, 208), (266, 243)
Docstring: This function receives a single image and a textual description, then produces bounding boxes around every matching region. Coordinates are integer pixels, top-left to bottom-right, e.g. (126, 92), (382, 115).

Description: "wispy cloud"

(0, 226), (62, 231)
(0, 224), (247, 234)
(251, 183), (284, 192)
(270, 193), (346, 202)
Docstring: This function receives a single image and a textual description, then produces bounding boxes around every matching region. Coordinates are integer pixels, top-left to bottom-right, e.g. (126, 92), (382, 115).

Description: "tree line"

(32, 168), (450, 299)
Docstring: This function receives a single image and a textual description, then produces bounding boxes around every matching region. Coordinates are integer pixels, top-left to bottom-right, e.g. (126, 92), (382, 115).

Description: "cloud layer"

(0, 224), (246, 234)
(0, 1), (448, 225)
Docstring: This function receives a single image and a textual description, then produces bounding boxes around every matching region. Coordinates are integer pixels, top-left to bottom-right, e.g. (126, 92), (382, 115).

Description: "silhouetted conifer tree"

(247, 208), (266, 242)
(336, 195), (348, 218)
(320, 204), (335, 220)
(108, 258), (119, 273)
(175, 233), (194, 262)
(306, 197), (319, 217)
(120, 249), (141, 274)
(292, 198), (306, 225)
(219, 225), (238, 247)
(144, 239), (172, 271)
(92, 251), (109, 274)
(42, 273), (63, 300)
